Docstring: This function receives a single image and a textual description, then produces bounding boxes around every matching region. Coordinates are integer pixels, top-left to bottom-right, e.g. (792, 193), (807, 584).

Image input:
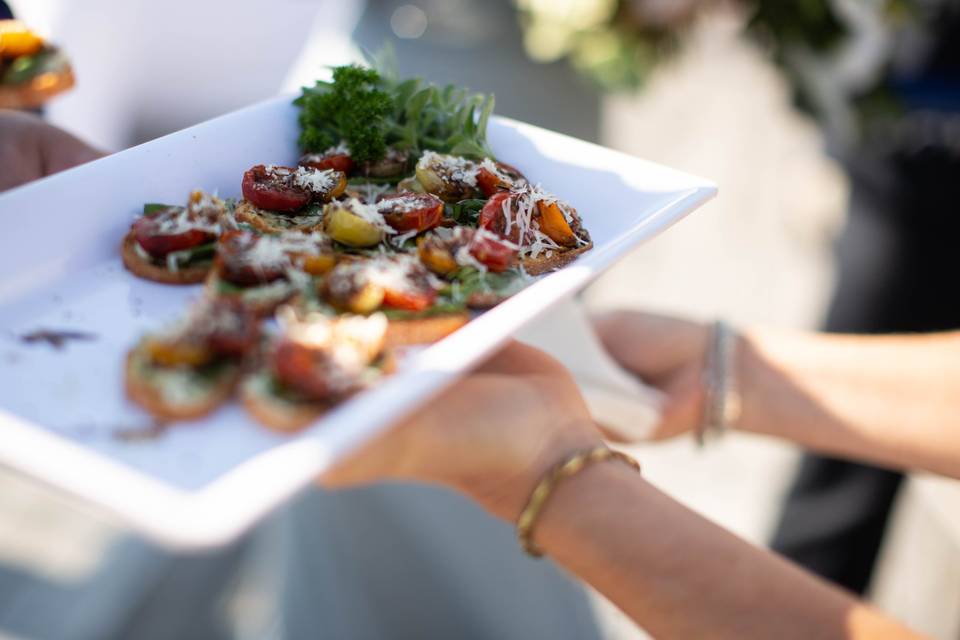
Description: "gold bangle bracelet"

(516, 446), (641, 558)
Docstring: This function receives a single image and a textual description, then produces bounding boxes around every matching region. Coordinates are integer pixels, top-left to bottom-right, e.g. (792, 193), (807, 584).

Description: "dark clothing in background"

(0, 1), (12, 20)
(772, 146), (960, 594)
(772, 4), (960, 595)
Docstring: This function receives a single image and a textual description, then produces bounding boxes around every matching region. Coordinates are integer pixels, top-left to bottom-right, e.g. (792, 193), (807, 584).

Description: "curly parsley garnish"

(295, 65), (392, 164)
(296, 60), (496, 164)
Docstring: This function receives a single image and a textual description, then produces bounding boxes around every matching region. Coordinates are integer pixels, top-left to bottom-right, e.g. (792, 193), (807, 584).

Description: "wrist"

(533, 459), (649, 560)
(735, 327), (811, 438)
(457, 420), (604, 523)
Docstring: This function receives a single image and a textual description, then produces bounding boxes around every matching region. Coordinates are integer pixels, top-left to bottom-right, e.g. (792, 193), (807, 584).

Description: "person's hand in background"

(593, 310), (709, 441)
(0, 110), (103, 192)
(594, 308), (960, 479)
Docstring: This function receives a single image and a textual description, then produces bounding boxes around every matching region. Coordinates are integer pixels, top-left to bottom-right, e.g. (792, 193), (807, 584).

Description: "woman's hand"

(593, 310), (710, 441)
(322, 341), (603, 522)
(0, 110), (103, 192)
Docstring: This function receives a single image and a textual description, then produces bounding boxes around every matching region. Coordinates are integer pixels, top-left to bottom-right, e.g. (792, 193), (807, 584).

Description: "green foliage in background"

(514, 0), (918, 93)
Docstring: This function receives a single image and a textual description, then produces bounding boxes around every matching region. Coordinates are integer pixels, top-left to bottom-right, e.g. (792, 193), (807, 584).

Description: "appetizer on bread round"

(478, 183), (592, 275)
(125, 298), (260, 420)
(318, 254), (469, 347)
(0, 21), (74, 110)
(206, 229), (335, 317)
(121, 191), (226, 284)
(233, 164), (346, 233)
(242, 310), (394, 432)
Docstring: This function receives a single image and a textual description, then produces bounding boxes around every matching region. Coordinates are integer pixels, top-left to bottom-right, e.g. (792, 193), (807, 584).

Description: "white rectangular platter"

(0, 96), (715, 549)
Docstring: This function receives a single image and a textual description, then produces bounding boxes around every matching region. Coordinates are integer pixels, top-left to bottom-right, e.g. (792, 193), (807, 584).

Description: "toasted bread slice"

(0, 66), (74, 110)
(288, 295), (469, 348)
(205, 273), (298, 317)
(234, 199), (325, 234)
(121, 232), (212, 284)
(384, 312), (470, 348)
(242, 348), (398, 433)
(466, 291), (508, 310)
(521, 240), (593, 276)
(241, 373), (326, 433)
(125, 347), (240, 421)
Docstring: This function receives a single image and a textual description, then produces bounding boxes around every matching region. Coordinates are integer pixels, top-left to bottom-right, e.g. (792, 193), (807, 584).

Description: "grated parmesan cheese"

(498, 183), (582, 258)
(418, 151), (480, 187)
(293, 166), (338, 194)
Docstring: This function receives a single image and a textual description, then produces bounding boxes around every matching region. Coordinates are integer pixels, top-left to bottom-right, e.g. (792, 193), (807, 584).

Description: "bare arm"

(325, 342), (923, 639)
(596, 311), (960, 479)
(740, 329), (960, 478)
(0, 110), (103, 192)
(537, 459), (920, 640)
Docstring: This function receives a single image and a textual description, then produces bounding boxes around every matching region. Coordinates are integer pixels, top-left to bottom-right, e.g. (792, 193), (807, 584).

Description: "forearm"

(534, 462), (920, 639)
(738, 329), (960, 478)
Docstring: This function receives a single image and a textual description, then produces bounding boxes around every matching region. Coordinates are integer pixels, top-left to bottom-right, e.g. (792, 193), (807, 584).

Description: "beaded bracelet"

(696, 320), (742, 446)
(517, 446), (641, 557)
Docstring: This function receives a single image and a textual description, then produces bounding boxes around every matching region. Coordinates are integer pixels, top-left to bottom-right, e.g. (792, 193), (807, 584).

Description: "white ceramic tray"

(0, 97), (715, 549)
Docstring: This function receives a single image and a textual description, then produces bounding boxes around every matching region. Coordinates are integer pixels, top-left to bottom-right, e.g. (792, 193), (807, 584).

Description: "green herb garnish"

(167, 242), (216, 268)
(444, 199), (486, 226)
(143, 203), (178, 216)
(1, 49), (70, 85)
(295, 65), (393, 164)
(380, 302), (468, 320)
(442, 267), (529, 306)
(295, 56), (496, 165)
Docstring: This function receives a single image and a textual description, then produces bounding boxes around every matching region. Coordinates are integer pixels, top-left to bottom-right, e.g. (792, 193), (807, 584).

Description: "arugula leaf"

(442, 267), (529, 306)
(1, 49), (70, 85)
(166, 242), (215, 269)
(380, 302), (468, 320)
(143, 203), (177, 215)
(444, 199), (486, 226)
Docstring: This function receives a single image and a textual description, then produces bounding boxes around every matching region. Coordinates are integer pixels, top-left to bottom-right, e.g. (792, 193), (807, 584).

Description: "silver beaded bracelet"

(696, 320), (742, 446)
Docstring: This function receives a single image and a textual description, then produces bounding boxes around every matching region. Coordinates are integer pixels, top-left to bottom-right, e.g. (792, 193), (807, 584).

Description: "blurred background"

(2, 0), (960, 638)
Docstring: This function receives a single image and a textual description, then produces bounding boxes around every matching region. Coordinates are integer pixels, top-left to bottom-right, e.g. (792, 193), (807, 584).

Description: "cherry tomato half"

(377, 193), (444, 233)
(205, 300), (260, 357)
(301, 152), (354, 174)
(478, 191), (515, 240)
(272, 340), (342, 400)
(241, 165), (310, 212)
(476, 162), (527, 198)
(132, 211), (213, 258)
(470, 234), (517, 272)
(475, 168), (501, 199)
(215, 230), (287, 286)
(382, 286), (437, 312)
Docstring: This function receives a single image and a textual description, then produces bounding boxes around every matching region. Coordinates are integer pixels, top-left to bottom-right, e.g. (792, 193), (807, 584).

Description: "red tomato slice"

(470, 234), (517, 272)
(215, 230), (287, 286)
(241, 165), (311, 212)
(272, 340), (340, 399)
(479, 191), (515, 239)
(377, 193), (444, 233)
(475, 167), (501, 198)
(205, 300), (260, 357)
(132, 213), (213, 258)
(301, 152), (354, 174)
(476, 162), (527, 197)
(382, 286), (437, 312)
